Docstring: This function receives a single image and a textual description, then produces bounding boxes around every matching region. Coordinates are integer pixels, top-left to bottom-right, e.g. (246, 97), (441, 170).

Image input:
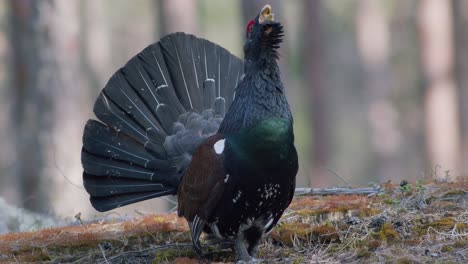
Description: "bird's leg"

(245, 226), (263, 258)
(248, 242), (260, 258)
(234, 236), (252, 262)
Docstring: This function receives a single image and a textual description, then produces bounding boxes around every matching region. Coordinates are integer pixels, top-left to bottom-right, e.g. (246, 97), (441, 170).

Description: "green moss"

(292, 257), (304, 264)
(395, 257), (416, 264)
(452, 240), (468, 248)
(415, 218), (455, 236)
(441, 189), (465, 197)
(152, 248), (195, 263)
(441, 245), (453, 253)
(356, 248), (372, 258)
(373, 223), (400, 242)
(272, 222), (312, 246)
(456, 222), (467, 232)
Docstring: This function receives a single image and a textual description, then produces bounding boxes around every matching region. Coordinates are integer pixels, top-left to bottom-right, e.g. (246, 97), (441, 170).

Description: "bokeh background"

(0, 0), (467, 219)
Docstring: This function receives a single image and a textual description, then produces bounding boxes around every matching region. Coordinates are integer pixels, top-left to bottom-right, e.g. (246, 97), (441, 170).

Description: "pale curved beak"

(259, 4), (274, 24)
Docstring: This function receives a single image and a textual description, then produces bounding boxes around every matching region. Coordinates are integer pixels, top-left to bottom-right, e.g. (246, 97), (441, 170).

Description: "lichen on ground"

(0, 178), (466, 263)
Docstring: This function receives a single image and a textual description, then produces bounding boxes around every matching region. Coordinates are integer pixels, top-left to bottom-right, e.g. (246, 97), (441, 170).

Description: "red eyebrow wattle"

(246, 19), (255, 34)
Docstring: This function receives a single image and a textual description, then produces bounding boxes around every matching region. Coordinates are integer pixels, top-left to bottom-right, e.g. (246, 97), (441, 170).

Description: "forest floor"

(0, 178), (466, 263)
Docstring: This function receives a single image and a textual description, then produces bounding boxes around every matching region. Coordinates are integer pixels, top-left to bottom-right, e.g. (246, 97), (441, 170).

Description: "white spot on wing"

(224, 174), (230, 183)
(214, 139), (225, 154)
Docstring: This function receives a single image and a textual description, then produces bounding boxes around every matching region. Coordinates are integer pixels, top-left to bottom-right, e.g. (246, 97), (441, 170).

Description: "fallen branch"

(294, 187), (382, 196)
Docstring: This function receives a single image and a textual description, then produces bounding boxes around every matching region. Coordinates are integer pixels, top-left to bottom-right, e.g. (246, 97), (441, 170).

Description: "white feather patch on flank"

(214, 139), (225, 154)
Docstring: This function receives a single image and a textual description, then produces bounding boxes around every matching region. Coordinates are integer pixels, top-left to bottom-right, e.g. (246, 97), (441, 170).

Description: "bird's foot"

(234, 237), (257, 263)
(236, 257), (263, 264)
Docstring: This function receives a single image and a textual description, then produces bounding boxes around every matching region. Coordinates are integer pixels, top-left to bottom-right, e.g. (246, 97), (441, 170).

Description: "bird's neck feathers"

(217, 57), (291, 135)
(244, 22), (283, 75)
(217, 22), (290, 135)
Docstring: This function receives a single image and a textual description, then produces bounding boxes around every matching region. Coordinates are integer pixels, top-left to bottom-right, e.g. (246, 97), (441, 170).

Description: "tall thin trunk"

(79, 0), (112, 100)
(452, 0), (468, 176)
(418, 0), (461, 178)
(0, 1), (14, 200)
(47, 0), (90, 216)
(8, 0), (53, 211)
(356, 0), (402, 182)
(302, 0), (330, 187)
(389, 0), (427, 182)
(155, 0), (198, 37)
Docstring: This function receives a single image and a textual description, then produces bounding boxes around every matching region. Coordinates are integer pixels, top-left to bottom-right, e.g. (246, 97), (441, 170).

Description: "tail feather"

(137, 44), (186, 115)
(82, 151), (156, 180)
(90, 189), (175, 212)
(106, 70), (166, 133)
(160, 34), (203, 111)
(93, 93), (151, 145)
(82, 32), (243, 211)
(83, 173), (167, 197)
(83, 120), (156, 167)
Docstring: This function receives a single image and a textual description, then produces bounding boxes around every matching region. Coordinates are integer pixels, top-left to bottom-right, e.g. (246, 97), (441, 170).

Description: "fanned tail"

(82, 33), (243, 212)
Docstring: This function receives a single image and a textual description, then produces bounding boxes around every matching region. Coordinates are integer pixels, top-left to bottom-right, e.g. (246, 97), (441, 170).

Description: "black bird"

(82, 5), (298, 262)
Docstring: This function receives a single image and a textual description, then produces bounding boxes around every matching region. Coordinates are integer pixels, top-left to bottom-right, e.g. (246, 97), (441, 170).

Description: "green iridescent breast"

(225, 118), (295, 168)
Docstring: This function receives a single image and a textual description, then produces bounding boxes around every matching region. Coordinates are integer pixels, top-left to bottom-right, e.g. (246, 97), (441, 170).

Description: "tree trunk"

(8, 0), (55, 212)
(155, 0), (199, 37)
(356, 0), (402, 182)
(418, 0), (461, 179)
(452, 0), (468, 176)
(0, 1), (15, 201)
(79, 0), (112, 100)
(302, 0), (330, 187)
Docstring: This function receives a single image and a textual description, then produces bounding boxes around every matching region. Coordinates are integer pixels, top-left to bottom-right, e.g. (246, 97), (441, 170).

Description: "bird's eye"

(246, 19), (255, 37)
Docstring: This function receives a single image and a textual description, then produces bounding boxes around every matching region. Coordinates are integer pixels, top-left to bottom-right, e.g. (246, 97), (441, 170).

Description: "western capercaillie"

(82, 4), (298, 262)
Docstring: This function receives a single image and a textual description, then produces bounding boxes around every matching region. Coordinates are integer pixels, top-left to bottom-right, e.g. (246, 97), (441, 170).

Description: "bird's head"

(244, 4), (283, 63)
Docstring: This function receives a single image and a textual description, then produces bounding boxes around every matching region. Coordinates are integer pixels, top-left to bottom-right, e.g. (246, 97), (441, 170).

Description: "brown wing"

(177, 133), (226, 254)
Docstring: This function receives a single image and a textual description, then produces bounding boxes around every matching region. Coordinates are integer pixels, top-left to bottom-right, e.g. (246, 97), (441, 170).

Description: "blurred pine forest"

(0, 0), (467, 218)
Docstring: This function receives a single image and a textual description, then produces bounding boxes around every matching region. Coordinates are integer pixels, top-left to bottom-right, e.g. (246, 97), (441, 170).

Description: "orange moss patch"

(0, 213), (189, 255)
(173, 257), (201, 264)
(270, 222), (312, 246)
(311, 223), (340, 243)
(404, 239), (422, 246)
(288, 195), (377, 218)
(367, 238), (382, 251)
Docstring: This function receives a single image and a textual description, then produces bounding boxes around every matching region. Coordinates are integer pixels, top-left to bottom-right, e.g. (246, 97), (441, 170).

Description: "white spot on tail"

(264, 218), (274, 230)
(210, 223), (223, 239)
(214, 139), (225, 154)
